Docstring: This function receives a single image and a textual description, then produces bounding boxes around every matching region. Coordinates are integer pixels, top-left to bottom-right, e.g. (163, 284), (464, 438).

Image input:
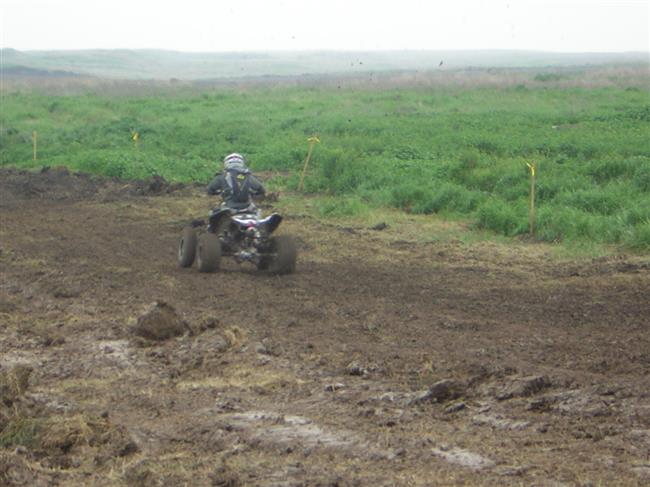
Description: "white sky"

(1, 0), (648, 52)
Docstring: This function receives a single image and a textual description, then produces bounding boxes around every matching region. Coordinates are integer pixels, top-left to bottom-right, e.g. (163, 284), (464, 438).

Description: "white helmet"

(223, 153), (246, 170)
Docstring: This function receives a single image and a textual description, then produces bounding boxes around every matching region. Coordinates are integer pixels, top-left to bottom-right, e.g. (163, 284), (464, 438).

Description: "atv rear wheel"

(197, 233), (221, 273)
(178, 226), (197, 268)
(265, 235), (297, 274)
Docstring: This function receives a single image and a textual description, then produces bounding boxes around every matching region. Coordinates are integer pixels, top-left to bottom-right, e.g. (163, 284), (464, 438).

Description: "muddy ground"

(1, 167), (649, 486)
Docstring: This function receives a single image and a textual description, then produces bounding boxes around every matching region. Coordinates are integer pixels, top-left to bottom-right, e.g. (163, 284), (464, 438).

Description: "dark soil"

(0, 168), (649, 486)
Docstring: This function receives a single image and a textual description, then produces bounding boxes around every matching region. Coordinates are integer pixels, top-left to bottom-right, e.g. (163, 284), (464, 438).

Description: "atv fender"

(261, 213), (283, 234)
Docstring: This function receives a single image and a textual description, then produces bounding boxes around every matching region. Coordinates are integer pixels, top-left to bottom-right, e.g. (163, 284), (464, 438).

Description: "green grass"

(0, 417), (41, 448)
(1, 82), (649, 250)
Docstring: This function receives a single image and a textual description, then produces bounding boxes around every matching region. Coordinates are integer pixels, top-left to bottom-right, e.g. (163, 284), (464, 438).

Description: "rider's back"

(207, 154), (265, 211)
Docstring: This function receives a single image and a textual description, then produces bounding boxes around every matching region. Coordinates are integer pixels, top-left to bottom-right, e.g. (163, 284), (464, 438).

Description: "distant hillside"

(1, 48), (648, 80)
(1, 64), (82, 78)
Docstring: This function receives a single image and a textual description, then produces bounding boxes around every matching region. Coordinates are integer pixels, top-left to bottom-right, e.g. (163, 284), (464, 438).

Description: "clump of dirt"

(223, 326), (247, 349)
(496, 375), (551, 400)
(408, 378), (466, 405)
(131, 301), (190, 341)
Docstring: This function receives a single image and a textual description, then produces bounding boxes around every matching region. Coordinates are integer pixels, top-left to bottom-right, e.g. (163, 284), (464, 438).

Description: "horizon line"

(2, 47), (649, 55)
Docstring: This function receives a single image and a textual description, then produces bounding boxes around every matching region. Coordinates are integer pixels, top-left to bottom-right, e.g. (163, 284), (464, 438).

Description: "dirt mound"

(131, 301), (189, 341)
(0, 167), (186, 208)
(0, 167), (100, 206)
(130, 175), (186, 196)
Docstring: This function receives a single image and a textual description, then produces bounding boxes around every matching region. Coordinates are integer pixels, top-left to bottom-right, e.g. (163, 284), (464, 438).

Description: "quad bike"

(178, 206), (297, 274)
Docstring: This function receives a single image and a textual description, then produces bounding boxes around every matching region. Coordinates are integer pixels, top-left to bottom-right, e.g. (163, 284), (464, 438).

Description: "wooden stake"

(298, 135), (320, 192)
(32, 131), (37, 161)
(527, 161), (537, 238)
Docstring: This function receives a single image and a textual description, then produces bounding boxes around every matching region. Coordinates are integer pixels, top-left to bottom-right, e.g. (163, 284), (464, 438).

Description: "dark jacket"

(207, 168), (265, 210)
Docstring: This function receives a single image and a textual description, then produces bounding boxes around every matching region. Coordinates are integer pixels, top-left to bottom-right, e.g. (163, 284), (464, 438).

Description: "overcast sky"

(1, 0), (648, 53)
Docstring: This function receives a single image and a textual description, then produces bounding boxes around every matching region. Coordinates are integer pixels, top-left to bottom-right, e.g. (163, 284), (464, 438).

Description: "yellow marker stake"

(298, 135), (321, 192)
(32, 131), (37, 161)
(132, 131), (140, 148)
(526, 161), (537, 238)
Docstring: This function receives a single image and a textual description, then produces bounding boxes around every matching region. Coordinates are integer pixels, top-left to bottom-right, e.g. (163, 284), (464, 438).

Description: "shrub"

(474, 140), (502, 156)
(536, 206), (576, 242)
(587, 158), (636, 183)
(475, 199), (525, 236)
(624, 221), (650, 250)
(393, 145), (422, 161)
(492, 171), (528, 200)
(536, 206), (626, 243)
(622, 201), (650, 226)
(458, 148), (480, 170)
(415, 182), (480, 214)
(633, 159), (650, 191)
(389, 183), (430, 212)
(558, 188), (622, 215)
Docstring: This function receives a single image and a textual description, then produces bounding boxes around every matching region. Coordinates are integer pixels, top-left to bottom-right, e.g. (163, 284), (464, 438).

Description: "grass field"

(1, 70), (649, 250)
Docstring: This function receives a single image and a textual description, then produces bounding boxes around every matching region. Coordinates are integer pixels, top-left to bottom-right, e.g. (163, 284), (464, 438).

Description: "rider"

(207, 153), (265, 212)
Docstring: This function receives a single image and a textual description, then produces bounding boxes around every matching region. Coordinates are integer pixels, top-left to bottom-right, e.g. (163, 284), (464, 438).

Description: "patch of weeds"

(624, 221), (650, 251)
(314, 196), (369, 217)
(0, 418), (41, 449)
(475, 199), (526, 236)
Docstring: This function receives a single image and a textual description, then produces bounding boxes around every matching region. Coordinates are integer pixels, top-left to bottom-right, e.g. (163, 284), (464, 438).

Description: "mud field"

(1, 167), (649, 486)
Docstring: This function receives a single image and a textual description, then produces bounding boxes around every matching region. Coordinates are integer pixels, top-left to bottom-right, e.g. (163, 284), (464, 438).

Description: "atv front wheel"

(265, 235), (297, 275)
(197, 233), (221, 273)
(178, 226), (197, 268)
